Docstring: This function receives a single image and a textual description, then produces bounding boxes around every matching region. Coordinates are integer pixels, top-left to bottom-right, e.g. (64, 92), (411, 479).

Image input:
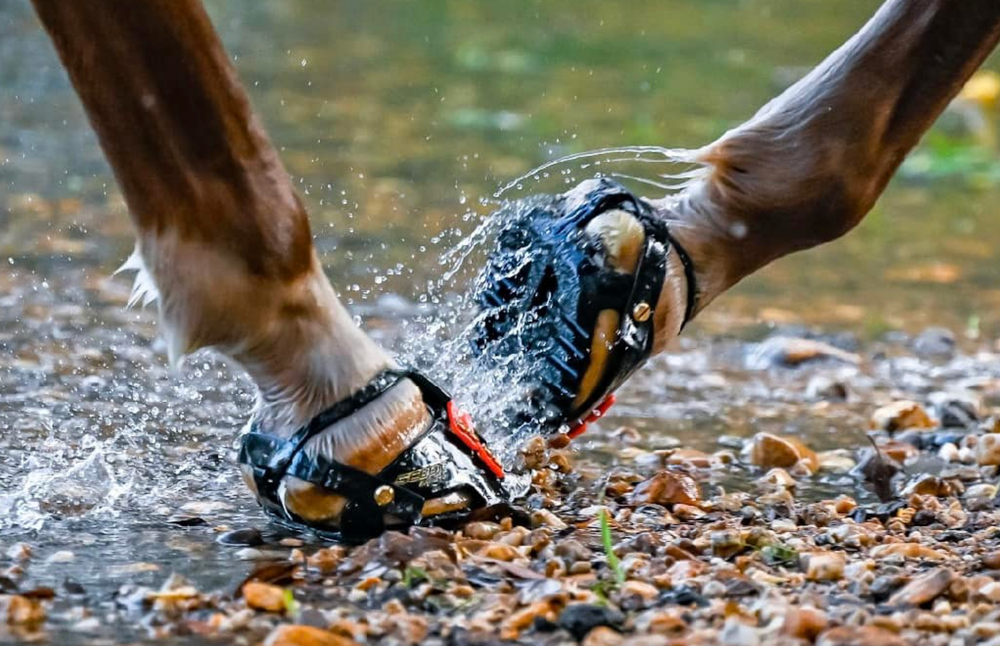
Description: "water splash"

(494, 145), (705, 200)
(0, 443), (132, 531)
(399, 145), (704, 463)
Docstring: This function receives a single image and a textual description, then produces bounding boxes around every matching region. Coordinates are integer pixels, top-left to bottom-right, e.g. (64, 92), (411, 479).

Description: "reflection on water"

(1, 0), (1000, 642)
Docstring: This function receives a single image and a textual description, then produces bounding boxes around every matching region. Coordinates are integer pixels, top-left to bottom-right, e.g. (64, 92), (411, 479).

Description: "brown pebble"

(869, 543), (946, 561)
(242, 581), (287, 613)
(711, 530), (746, 559)
(976, 581), (1000, 602)
(263, 624), (354, 646)
(620, 580), (659, 603)
(976, 433), (1000, 466)
(782, 606), (828, 641)
(1, 595), (46, 626)
(530, 509), (568, 530)
(800, 551), (845, 581)
(500, 601), (558, 640)
(478, 543), (520, 561)
(816, 625), (906, 646)
(748, 433), (818, 473)
(759, 468), (797, 489)
(464, 521), (502, 540)
(630, 471), (701, 507)
(983, 552), (1000, 570)
(305, 547), (345, 574)
(903, 475), (956, 497)
(888, 567), (954, 607)
(521, 436), (549, 469)
(755, 336), (861, 367)
(555, 539), (594, 563)
(672, 504), (705, 520)
(645, 609), (687, 634)
(582, 625), (624, 646)
(878, 440), (918, 464)
(870, 400), (935, 433)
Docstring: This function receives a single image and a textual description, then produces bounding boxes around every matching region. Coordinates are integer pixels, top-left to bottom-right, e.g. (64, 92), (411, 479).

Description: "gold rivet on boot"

(632, 301), (652, 322)
(374, 485), (395, 506)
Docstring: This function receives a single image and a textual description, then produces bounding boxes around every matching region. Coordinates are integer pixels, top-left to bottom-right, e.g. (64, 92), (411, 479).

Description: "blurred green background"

(2, 0), (999, 339)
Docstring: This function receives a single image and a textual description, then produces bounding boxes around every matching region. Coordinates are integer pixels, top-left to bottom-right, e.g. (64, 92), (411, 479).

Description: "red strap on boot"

(567, 394), (617, 440)
(447, 401), (505, 480)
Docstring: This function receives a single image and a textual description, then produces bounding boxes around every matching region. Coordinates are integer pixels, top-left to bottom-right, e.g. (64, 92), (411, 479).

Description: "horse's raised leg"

(470, 0), (1000, 437)
(664, 0), (1000, 324)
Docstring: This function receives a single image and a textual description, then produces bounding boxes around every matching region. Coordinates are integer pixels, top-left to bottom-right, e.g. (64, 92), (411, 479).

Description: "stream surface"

(2, 0), (1000, 643)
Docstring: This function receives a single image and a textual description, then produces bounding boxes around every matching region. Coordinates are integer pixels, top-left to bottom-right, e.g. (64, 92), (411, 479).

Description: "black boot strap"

(239, 367), (524, 541)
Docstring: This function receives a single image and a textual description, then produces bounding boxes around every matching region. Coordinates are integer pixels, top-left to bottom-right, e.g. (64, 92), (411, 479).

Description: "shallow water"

(2, 0), (1000, 643)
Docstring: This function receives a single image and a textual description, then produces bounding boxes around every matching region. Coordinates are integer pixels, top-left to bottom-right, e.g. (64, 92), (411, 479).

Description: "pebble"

(463, 522), (502, 540)
(902, 475), (957, 497)
(912, 327), (956, 359)
(870, 400), (935, 432)
(664, 449), (718, 469)
(983, 553), (1000, 570)
(530, 509), (567, 530)
(5, 543), (31, 561)
(720, 618), (759, 646)
(217, 528), (264, 546)
(965, 483), (997, 499)
(555, 539), (593, 563)
(620, 580), (659, 605)
(305, 547), (345, 574)
(70, 617), (101, 632)
(180, 501), (231, 515)
(759, 468), (796, 489)
(800, 552), (845, 581)
(977, 582), (1000, 602)
(869, 543), (946, 561)
(748, 336), (860, 368)
(748, 433), (818, 473)
(45, 550), (75, 564)
(1, 595), (46, 625)
(782, 606), (828, 641)
(877, 440), (917, 464)
(672, 504), (705, 520)
(939, 443), (960, 462)
(558, 604), (625, 641)
(976, 434), (1000, 466)
(711, 530), (746, 559)
(888, 567), (953, 607)
(242, 581), (287, 613)
(816, 625), (906, 646)
(929, 391), (980, 427)
(630, 471), (701, 506)
(817, 452), (856, 473)
(583, 626), (624, 646)
(478, 543), (520, 561)
(501, 601), (558, 640)
(806, 375), (849, 401)
(263, 624), (353, 646)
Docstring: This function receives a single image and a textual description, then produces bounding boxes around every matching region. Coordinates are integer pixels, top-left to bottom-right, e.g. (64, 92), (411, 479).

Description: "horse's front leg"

(30, 0), (489, 537)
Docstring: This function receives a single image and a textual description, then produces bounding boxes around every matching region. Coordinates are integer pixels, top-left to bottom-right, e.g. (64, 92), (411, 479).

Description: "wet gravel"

(4, 265), (1000, 644)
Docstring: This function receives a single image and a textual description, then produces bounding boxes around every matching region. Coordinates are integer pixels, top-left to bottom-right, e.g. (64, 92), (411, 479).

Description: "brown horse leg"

(655, 0), (1000, 344)
(30, 0), (431, 524)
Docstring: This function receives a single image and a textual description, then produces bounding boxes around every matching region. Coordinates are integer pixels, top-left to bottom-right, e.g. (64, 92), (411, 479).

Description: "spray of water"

(0, 441), (133, 531)
(398, 145), (704, 464)
(0, 145), (704, 530)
